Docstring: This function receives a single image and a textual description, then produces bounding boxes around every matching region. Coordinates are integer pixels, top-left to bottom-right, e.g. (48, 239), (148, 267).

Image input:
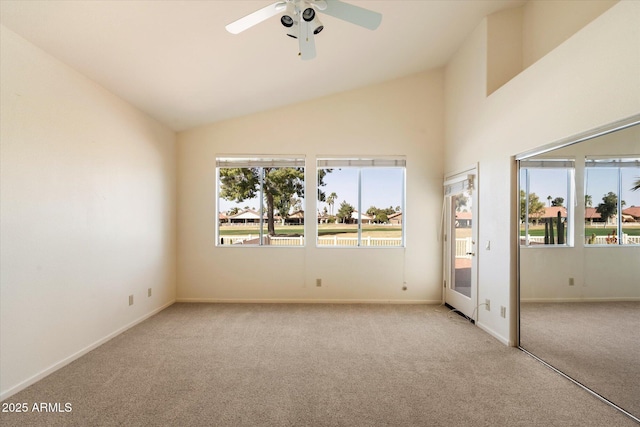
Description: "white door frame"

(443, 166), (478, 320)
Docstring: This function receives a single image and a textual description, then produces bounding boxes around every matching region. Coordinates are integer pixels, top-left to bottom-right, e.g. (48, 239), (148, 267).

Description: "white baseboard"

(476, 321), (513, 346)
(0, 299), (175, 401)
(175, 298), (441, 305)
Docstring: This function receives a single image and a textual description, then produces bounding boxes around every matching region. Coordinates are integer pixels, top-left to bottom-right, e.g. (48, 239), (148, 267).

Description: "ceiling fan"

(225, 0), (382, 60)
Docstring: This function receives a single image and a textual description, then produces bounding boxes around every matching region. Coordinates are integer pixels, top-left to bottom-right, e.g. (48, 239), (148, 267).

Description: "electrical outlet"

(485, 299), (490, 311)
(500, 306), (506, 318)
(148, 288), (152, 297)
(129, 295), (134, 306)
(316, 278), (322, 287)
(569, 277), (575, 286)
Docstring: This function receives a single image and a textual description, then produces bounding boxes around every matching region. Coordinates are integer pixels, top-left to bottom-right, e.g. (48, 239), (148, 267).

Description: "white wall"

(522, 0), (618, 69)
(0, 26), (177, 399)
(520, 125), (640, 301)
(177, 70), (444, 303)
(445, 1), (640, 344)
(487, 0), (619, 96)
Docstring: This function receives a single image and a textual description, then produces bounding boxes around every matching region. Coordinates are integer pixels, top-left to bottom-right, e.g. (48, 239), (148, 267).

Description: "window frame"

(584, 156), (640, 247)
(216, 155), (306, 248)
(316, 157), (406, 249)
(519, 158), (575, 248)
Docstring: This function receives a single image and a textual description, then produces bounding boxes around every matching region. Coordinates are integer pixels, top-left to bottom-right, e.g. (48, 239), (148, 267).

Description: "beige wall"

(0, 26), (177, 398)
(486, 6), (523, 95)
(177, 70), (444, 303)
(445, 1), (640, 344)
(522, 0), (618, 69)
(487, 0), (618, 94)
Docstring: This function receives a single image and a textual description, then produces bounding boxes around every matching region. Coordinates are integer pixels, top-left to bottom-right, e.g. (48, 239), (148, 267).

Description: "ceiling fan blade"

(321, 0), (381, 30)
(298, 19), (317, 60)
(225, 2), (286, 34)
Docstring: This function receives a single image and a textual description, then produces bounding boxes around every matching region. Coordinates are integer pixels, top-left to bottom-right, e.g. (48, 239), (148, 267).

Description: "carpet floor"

(520, 300), (640, 418)
(1, 303), (636, 426)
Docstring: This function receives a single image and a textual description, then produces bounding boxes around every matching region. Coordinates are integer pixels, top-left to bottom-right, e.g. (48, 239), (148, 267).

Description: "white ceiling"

(1, 0), (524, 131)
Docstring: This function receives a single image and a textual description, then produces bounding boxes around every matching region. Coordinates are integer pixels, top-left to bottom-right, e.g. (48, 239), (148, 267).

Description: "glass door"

(444, 170), (477, 319)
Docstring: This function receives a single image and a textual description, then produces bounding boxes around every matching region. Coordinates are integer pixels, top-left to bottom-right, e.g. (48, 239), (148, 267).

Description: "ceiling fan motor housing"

(226, 0), (381, 60)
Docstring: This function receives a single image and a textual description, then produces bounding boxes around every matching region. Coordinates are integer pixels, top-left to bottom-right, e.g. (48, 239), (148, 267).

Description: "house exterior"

(284, 210), (304, 225)
(317, 213), (330, 224)
(541, 206), (567, 219)
(455, 211), (472, 228)
(388, 212), (403, 225)
(227, 209), (262, 224)
(622, 206), (640, 222)
(349, 211), (373, 224)
(584, 207), (603, 224)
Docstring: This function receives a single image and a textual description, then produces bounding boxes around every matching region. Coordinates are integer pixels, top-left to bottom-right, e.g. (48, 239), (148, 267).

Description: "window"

(519, 159), (574, 247)
(216, 156), (305, 246)
(316, 158), (405, 247)
(584, 157), (640, 245)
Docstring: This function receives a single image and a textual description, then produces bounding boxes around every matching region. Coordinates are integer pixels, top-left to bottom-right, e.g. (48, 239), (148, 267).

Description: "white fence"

(455, 237), (472, 258)
(219, 235), (403, 246)
(222, 234), (640, 248)
(317, 236), (402, 247)
(522, 234), (640, 245)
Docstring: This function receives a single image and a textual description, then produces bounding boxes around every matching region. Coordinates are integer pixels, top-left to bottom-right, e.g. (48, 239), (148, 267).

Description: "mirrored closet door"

(517, 119), (640, 421)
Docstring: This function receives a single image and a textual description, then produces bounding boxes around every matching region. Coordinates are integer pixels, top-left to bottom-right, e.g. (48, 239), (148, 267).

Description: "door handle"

(466, 252), (475, 256)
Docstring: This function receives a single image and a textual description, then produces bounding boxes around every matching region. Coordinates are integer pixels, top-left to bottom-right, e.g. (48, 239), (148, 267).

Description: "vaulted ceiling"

(1, 0), (524, 131)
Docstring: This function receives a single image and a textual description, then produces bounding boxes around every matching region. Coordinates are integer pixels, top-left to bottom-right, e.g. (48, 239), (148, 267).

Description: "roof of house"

(622, 206), (640, 218)
(455, 211), (472, 220)
(352, 211), (373, 221)
(541, 206), (567, 218)
(584, 207), (602, 220)
(287, 210), (304, 219)
(228, 209), (262, 220)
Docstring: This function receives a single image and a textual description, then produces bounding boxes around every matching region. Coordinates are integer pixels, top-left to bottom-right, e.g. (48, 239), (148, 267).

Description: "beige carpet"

(1, 303), (636, 426)
(520, 301), (640, 418)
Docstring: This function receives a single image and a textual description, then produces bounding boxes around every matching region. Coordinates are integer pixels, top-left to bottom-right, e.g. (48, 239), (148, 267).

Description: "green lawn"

(219, 224), (401, 237)
(521, 225), (640, 237)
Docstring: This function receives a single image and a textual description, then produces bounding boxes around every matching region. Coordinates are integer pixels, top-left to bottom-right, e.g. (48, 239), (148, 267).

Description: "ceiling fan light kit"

(225, 0), (381, 60)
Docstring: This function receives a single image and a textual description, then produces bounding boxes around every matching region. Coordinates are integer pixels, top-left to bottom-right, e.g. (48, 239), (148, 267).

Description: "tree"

(596, 192), (618, 224)
(326, 192), (338, 216)
(365, 206), (397, 223)
(585, 194), (593, 208)
(316, 170), (332, 203)
(551, 197), (564, 207)
(336, 201), (355, 224)
(220, 167), (306, 236)
(632, 177), (640, 191)
(366, 207), (386, 223)
(520, 190), (546, 223)
(547, 195), (552, 207)
(227, 207), (240, 216)
(455, 194), (468, 212)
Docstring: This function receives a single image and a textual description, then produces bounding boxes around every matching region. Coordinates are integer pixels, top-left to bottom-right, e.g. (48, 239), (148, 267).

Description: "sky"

(218, 167), (404, 214)
(318, 167), (404, 215)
